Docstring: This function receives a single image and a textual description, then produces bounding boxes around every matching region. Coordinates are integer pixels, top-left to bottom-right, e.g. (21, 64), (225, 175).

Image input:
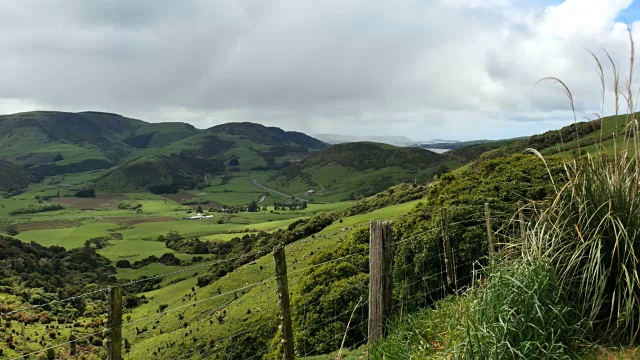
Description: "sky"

(0, 0), (639, 141)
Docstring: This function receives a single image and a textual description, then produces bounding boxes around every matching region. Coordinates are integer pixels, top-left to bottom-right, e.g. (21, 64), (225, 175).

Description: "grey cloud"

(0, 0), (634, 140)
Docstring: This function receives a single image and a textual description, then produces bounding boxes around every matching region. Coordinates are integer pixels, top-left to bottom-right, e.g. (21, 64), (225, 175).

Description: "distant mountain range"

(312, 134), (415, 146)
(312, 134), (502, 148)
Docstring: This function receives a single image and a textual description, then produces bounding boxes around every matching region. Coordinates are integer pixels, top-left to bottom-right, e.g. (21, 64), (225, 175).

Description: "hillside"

(313, 133), (414, 146)
(266, 142), (462, 201)
(92, 154), (226, 193)
(0, 160), (39, 196)
(0, 111), (327, 192)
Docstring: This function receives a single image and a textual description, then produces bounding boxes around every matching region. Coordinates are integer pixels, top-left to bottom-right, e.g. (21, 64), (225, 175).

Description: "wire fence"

(1, 202), (529, 359)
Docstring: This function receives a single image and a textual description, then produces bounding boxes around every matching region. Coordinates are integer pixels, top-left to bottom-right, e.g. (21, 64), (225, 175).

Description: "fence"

(0, 202), (528, 359)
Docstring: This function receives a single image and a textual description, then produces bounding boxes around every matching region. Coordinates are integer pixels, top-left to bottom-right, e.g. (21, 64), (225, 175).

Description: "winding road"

(252, 179), (308, 202)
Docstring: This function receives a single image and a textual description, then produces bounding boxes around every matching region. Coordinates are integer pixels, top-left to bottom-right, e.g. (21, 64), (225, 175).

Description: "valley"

(0, 109), (638, 359)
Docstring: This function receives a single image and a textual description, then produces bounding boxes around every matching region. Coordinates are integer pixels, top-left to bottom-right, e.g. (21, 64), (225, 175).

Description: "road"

(252, 179), (308, 202)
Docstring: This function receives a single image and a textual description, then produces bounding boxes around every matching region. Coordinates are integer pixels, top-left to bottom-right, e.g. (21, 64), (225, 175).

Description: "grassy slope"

(266, 142), (462, 201)
(123, 200), (421, 359)
(0, 112), (327, 194)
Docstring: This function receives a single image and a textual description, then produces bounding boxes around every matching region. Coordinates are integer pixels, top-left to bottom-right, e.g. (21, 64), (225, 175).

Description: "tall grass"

(520, 27), (640, 344)
(462, 261), (589, 359)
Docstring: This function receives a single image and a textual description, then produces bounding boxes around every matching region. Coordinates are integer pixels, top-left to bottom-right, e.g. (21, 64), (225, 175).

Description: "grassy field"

(121, 200), (419, 358)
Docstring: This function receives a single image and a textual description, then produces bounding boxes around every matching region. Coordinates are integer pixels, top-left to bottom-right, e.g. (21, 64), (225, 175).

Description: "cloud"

(0, 0), (637, 140)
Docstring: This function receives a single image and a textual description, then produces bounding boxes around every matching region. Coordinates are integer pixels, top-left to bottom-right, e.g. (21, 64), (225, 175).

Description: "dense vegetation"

(0, 160), (38, 196)
(0, 235), (116, 317)
(291, 153), (565, 355)
(9, 204), (65, 215)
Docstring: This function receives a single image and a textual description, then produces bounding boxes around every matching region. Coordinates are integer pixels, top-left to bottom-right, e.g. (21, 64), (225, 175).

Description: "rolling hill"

(266, 142), (463, 201)
(0, 111), (328, 192)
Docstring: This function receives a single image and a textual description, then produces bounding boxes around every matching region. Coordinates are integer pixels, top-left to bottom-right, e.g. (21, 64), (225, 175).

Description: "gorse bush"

(292, 228), (369, 354)
(462, 261), (589, 359)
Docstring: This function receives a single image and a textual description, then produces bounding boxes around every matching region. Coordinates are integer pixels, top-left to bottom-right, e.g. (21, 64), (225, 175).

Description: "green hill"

(0, 112), (327, 192)
(266, 142), (463, 201)
(93, 153), (225, 193)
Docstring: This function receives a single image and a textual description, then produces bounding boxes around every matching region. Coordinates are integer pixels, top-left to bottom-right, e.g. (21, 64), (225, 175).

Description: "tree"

(435, 165), (449, 178)
(75, 188), (96, 198)
(196, 205), (203, 214)
(247, 201), (258, 212)
(228, 158), (240, 166)
(115, 260), (132, 268)
(3, 225), (18, 236)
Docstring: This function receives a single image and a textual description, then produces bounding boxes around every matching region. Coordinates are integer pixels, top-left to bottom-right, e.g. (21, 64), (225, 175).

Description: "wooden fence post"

(107, 286), (123, 360)
(368, 221), (393, 346)
(485, 203), (495, 256)
(273, 246), (295, 360)
(517, 201), (526, 238)
(441, 208), (456, 288)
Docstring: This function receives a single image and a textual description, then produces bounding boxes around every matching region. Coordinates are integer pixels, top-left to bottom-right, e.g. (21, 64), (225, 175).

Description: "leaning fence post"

(273, 246), (295, 360)
(107, 286), (123, 360)
(368, 221), (393, 346)
(441, 208), (456, 289)
(485, 203), (495, 256)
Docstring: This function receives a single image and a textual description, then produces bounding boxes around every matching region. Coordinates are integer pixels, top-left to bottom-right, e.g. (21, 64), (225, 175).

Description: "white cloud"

(0, 0), (637, 140)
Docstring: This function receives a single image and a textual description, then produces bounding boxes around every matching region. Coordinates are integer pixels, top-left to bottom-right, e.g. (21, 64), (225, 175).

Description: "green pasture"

(123, 201), (420, 358)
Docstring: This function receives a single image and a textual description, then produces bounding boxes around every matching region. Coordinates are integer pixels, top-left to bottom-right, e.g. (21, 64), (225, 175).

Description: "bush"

(84, 237), (109, 250)
(197, 274), (215, 288)
(2, 225), (18, 236)
(115, 260), (131, 268)
(75, 188), (96, 198)
(46, 347), (56, 360)
(292, 228), (369, 354)
(9, 204), (64, 215)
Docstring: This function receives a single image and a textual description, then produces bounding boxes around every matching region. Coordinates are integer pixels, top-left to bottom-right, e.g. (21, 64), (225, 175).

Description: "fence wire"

(4, 203), (522, 359)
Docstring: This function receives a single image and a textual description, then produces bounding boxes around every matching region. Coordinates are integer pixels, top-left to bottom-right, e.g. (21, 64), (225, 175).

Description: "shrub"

(197, 274), (215, 288)
(115, 260), (131, 268)
(46, 348), (56, 360)
(9, 204), (64, 215)
(75, 188), (96, 198)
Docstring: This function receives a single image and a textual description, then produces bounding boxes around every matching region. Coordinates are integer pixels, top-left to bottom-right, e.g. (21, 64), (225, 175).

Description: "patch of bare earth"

(16, 219), (85, 231)
(52, 193), (128, 209)
(164, 192), (196, 203)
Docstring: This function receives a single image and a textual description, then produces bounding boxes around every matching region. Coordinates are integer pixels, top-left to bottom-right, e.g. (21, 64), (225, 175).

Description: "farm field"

(7, 183), (352, 261)
(0, 166), (361, 358)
